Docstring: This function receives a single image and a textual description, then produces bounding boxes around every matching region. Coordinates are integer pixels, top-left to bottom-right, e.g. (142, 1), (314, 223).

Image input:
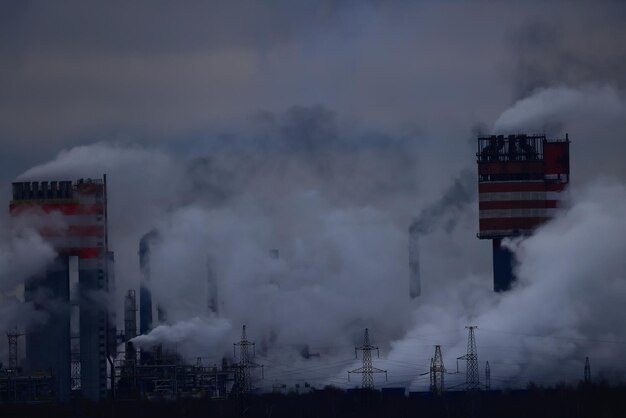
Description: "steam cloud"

(0, 214), (56, 361)
(132, 317), (232, 359)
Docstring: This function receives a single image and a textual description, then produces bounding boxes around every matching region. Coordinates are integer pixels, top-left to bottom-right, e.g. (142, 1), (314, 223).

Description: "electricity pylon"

(457, 326), (479, 391)
(232, 325), (263, 395)
(6, 327), (23, 371)
(430, 345), (445, 394)
(348, 328), (387, 389)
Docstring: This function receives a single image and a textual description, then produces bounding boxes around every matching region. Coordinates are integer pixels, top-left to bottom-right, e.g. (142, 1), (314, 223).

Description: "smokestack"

(408, 226), (421, 298)
(124, 289), (137, 340)
(139, 229), (160, 335)
(207, 254), (218, 315)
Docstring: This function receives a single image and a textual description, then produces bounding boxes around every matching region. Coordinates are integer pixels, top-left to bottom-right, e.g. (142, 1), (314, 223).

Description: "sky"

(1, 0), (626, 391)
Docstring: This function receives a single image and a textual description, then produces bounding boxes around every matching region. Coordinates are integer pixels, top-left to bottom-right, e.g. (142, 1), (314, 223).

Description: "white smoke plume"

(0, 214), (57, 362)
(494, 84), (625, 135)
(493, 84), (626, 180)
(131, 317), (232, 360)
(0, 219), (56, 292)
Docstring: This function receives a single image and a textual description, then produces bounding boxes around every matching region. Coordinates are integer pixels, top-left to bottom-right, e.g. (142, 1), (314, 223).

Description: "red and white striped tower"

(477, 134), (570, 291)
(10, 177), (115, 401)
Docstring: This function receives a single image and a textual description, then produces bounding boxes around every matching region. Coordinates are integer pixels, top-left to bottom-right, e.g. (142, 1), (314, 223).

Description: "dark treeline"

(1, 383), (625, 418)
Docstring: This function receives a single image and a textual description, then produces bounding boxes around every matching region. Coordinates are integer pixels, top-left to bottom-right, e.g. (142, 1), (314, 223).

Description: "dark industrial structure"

(477, 134), (570, 291)
(0, 328), (55, 402)
(139, 229), (161, 337)
(9, 178), (116, 401)
(114, 344), (233, 400)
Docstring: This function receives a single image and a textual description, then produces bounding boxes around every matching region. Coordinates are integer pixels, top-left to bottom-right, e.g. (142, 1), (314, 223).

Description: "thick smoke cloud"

(0, 214), (56, 362)
(0, 217), (56, 292)
(13, 108), (437, 379)
(132, 317), (232, 359)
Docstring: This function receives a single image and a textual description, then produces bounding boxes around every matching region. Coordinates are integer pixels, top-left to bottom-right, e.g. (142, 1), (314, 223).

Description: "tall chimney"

(139, 229), (160, 335)
(409, 227), (421, 298)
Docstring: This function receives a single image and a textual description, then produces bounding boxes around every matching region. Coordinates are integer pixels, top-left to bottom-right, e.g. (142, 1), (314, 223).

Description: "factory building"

(477, 134), (570, 291)
(9, 177), (116, 400)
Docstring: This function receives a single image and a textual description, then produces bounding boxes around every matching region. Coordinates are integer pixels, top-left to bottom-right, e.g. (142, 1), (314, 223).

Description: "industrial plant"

(0, 134), (604, 412)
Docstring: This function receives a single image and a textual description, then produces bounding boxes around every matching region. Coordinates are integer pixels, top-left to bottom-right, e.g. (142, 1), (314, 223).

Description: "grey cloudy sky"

(1, 1), (623, 176)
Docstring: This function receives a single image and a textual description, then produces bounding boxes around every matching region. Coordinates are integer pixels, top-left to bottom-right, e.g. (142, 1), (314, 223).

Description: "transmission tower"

(348, 328), (387, 389)
(584, 356), (591, 384)
(6, 328), (23, 371)
(458, 326), (479, 391)
(429, 345), (445, 394)
(232, 325), (263, 395)
(485, 361), (491, 391)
